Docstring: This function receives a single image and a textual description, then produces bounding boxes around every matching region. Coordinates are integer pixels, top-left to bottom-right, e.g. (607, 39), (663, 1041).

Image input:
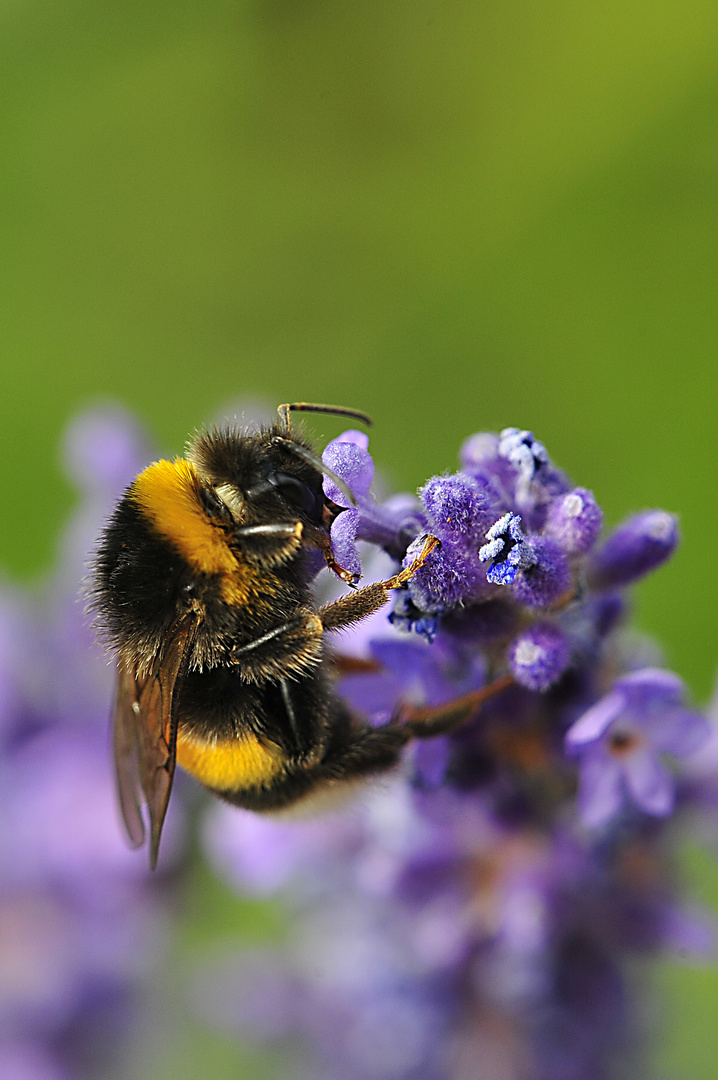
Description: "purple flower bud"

(419, 474), (495, 545)
(62, 407), (150, 495)
(588, 511), (679, 589)
(590, 592), (626, 637)
(509, 624), (570, 691)
(459, 433), (517, 501)
(406, 534), (485, 612)
(544, 487), (603, 555)
(459, 432), (500, 473)
(511, 536), (571, 609)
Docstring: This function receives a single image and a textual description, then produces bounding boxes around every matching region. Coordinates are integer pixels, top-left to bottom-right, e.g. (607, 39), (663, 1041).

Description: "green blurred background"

(2, 0), (718, 1075)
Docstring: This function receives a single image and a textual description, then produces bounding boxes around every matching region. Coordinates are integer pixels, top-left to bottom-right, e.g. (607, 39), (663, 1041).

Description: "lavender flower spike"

(566, 668), (710, 828)
(191, 413), (716, 1080)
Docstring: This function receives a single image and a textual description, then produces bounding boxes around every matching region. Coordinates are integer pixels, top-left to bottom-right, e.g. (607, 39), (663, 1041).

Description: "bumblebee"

(92, 403), (442, 867)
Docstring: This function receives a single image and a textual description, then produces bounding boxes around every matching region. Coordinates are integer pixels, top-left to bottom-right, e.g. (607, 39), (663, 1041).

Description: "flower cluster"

(0, 409), (170, 1080)
(2, 408), (713, 1080)
(191, 423), (714, 1079)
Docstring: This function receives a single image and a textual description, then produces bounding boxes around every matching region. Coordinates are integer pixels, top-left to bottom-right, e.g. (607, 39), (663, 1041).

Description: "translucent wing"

(112, 615), (199, 869)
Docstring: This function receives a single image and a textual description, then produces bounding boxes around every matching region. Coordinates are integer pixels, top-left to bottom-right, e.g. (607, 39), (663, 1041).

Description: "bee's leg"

(317, 715), (411, 781)
(329, 654), (382, 676)
(307, 676), (513, 793)
(231, 522), (304, 569)
(229, 611), (324, 683)
(302, 522), (359, 585)
(397, 675), (514, 739)
(317, 535), (440, 631)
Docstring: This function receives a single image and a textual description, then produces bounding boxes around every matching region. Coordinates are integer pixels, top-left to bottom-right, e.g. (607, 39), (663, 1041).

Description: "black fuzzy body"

(92, 421), (412, 846)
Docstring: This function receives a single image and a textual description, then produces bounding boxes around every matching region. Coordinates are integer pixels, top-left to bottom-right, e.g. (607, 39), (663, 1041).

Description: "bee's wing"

(112, 615), (199, 869)
(113, 664), (147, 850)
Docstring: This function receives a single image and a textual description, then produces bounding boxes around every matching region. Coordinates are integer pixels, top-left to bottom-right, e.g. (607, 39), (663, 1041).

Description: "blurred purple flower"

(0, 407), (169, 1079)
(566, 669), (709, 827)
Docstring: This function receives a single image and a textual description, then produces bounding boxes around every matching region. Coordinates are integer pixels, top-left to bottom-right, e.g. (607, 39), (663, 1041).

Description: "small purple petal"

(412, 738), (451, 788)
(588, 510), (679, 589)
(566, 691), (624, 748)
(329, 512), (362, 579)
(623, 750), (674, 817)
(651, 708), (710, 757)
(544, 488), (603, 555)
(614, 667), (684, 704)
(323, 437), (374, 505)
(576, 749), (624, 828)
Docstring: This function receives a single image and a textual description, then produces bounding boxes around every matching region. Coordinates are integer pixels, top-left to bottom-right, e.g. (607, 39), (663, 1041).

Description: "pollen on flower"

(479, 513), (535, 586)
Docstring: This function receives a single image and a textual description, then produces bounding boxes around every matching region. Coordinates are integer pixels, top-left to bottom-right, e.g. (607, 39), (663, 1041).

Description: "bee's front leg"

(231, 522), (304, 569)
(317, 535), (440, 631)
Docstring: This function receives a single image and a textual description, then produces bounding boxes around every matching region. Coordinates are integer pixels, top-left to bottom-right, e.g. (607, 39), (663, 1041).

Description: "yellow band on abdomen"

(176, 728), (284, 791)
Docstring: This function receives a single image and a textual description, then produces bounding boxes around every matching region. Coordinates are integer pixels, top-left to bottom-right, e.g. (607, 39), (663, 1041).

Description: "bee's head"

(187, 424), (334, 529)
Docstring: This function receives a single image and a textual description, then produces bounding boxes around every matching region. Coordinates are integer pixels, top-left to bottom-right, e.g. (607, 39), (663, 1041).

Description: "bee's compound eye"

(200, 485), (232, 522)
(270, 473), (319, 516)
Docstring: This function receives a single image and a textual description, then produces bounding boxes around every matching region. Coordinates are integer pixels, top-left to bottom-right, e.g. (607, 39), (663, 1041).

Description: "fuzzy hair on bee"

(91, 402), (448, 868)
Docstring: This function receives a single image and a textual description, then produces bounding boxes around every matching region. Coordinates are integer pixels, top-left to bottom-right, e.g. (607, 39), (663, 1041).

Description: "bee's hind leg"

(397, 675), (514, 739)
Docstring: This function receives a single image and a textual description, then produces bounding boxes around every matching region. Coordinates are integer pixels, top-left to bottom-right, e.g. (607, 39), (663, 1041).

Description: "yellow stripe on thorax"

(130, 458), (261, 605)
(176, 728), (285, 791)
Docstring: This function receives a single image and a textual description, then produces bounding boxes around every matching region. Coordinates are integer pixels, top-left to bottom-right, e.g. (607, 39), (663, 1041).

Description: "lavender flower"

(190, 419), (714, 1080)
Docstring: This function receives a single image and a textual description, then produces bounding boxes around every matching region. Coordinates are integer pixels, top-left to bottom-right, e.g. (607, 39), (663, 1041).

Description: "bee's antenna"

(271, 436), (357, 507)
(277, 402), (373, 435)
